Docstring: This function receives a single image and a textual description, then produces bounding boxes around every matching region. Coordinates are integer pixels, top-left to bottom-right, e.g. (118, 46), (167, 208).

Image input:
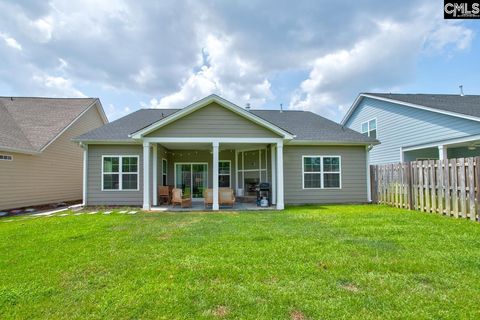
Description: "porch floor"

(151, 201), (275, 212)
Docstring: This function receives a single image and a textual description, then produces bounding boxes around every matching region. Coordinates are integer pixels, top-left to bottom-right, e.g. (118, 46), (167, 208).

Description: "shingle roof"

(75, 108), (377, 144)
(364, 93), (480, 119)
(0, 97), (97, 153)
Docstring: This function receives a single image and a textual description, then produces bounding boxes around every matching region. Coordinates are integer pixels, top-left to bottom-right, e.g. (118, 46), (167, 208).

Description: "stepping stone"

(73, 212), (84, 216)
(86, 211), (98, 215)
(119, 210), (128, 214)
(128, 211), (137, 215)
(3, 219), (14, 222)
(103, 211), (112, 215)
(59, 213), (69, 217)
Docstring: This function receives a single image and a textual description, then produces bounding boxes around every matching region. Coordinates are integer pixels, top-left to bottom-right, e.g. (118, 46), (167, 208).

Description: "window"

(0, 154), (13, 161)
(162, 159), (168, 186)
(361, 118), (377, 138)
(302, 156), (341, 189)
(102, 156), (139, 191)
(219, 160), (231, 188)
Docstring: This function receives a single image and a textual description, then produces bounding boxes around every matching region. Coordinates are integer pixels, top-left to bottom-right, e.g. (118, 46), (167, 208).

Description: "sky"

(0, 0), (479, 122)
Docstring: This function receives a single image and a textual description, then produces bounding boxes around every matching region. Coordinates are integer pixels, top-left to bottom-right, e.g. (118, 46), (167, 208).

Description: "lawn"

(1, 205), (480, 319)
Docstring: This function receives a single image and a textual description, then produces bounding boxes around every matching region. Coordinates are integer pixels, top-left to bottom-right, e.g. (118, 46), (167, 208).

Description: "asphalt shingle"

(0, 97), (97, 152)
(75, 108), (377, 144)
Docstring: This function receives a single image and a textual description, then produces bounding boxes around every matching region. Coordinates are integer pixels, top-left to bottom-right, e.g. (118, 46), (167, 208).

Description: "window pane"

(323, 157), (340, 172)
(361, 122), (369, 133)
(219, 175), (230, 188)
(324, 173), (340, 188)
(219, 161), (230, 175)
(122, 157), (138, 173)
(304, 157), (320, 172)
(162, 174), (167, 186)
(122, 174), (138, 190)
(103, 157), (119, 172)
(304, 173), (321, 188)
(103, 173), (119, 189)
(162, 160), (167, 174)
(369, 119), (376, 130)
(369, 129), (377, 139)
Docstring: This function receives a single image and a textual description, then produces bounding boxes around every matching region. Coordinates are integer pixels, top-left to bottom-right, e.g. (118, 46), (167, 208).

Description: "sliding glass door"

(175, 163), (208, 199)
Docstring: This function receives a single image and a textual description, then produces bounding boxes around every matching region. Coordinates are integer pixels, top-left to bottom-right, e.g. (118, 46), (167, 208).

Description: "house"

(73, 94), (378, 210)
(0, 97), (108, 210)
(341, 93), (480, 165)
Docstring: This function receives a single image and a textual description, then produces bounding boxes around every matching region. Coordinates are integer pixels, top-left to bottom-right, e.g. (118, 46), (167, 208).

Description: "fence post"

(468, 157), (475, 221)
(476, 157), (480, 222)
(406, 162), (413, 210)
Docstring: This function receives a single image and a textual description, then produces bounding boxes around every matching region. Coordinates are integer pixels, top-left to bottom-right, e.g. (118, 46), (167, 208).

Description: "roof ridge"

(0, 96), (97, 100)
(364, 92), (480, 97)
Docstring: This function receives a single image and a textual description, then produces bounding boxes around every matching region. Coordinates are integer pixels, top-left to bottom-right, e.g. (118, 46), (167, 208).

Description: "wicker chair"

(158, 185), (171, 205)
(204, 188), (213, 209)
(219, 188), (235, 208)
(171, 188), (192, 208)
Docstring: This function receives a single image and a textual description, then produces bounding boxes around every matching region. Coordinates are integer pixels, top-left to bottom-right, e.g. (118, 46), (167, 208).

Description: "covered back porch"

(142, 138), (285, 211)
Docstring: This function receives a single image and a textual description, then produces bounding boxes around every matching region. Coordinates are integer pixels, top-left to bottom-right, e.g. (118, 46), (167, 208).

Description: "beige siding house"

(0, 97), (107, 210)
(74, 94), (378, 210)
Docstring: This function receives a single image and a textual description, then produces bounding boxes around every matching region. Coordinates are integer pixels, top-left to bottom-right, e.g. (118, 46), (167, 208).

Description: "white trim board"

(341, 93), (480, 125)
(130, 94), (294, 139)
(401, 134), (480, 152)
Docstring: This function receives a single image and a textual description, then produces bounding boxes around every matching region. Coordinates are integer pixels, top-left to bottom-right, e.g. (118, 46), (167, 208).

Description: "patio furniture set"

(157, 186), (236, 209)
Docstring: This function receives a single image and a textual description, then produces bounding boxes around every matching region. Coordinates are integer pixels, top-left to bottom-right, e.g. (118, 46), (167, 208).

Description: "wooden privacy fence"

(370, 157), (480, 221)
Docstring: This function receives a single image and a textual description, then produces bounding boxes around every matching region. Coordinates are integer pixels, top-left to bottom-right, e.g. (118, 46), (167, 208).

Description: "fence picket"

(459, 158), (467, 218)
(468, 157), (475, 221)
(437, 160), (444, 215)
(444, 160), (451, 216)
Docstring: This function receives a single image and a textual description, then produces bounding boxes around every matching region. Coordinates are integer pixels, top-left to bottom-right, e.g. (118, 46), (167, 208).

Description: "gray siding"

(87, 144), (143, 206)
(283, 145), (368, 204)
(146, 102), (280, 138)
(345, 97), (480, 164)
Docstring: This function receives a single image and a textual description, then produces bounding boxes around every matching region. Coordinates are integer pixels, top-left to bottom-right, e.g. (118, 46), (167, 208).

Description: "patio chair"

(171, 188), (192, 208)
(219, 188), (235, 208)
(204, 188), (213, 209)
(158, 185), (171, 205)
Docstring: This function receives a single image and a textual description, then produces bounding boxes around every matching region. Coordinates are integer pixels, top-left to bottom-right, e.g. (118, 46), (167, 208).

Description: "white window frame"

(219, 160), (231, 188)
(162, 158), (168, 186)
(302, 155), (342, 190)
(361, 118), (377, 138)
(101, 155), (140, 191)
(0, 154), (13, 161)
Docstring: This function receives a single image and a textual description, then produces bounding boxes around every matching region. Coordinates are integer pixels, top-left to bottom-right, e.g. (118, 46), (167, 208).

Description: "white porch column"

(276, 141), (284, 210)
(235, 149), (239, 193)
(143, 141), (151, 210)
(82, 144), (88, 206)
(438, 145), (448, 160)
(366, 145), (371, 202)
(212, 141), (220, 210)
(152, 144), (158, 206)
(270, 144), (276, 205)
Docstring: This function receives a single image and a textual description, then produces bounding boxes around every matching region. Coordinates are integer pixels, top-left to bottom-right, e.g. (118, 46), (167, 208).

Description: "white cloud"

(149, 33), (273, 109)
(0, 32), (22, 50)
(289, 8), (475, 120)
(31, 73), (86, 97)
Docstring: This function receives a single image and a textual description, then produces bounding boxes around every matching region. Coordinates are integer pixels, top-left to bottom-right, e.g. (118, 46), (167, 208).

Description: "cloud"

(0, 32), (22, 50)
(0, 0), (475, 121)
(289, 5), (475, 119)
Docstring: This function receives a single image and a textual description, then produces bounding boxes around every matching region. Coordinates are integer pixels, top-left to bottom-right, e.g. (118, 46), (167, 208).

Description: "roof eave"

(287, 139), (380, 146)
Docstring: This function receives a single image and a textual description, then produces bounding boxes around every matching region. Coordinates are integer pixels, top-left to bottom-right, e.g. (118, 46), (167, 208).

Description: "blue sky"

(0, 1), (479, 122)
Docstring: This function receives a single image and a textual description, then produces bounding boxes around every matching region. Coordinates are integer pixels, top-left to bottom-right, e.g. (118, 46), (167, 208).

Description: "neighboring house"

(73, 94), (378, 210)
(0, 97), (108, 210)
(342, 93), (480, 165)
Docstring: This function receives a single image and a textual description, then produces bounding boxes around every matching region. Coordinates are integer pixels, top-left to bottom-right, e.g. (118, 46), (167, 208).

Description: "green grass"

(1, 205), (480, 319)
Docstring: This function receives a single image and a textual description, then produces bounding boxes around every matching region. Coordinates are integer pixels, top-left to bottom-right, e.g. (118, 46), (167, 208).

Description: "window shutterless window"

(162, 159), (168, 186)
(361, 118), (377, 138)
(0, 154), (13, 161)
(302, 156), (341, 189)
(102, 156), (139, 191)
(219, 160), (231, 188)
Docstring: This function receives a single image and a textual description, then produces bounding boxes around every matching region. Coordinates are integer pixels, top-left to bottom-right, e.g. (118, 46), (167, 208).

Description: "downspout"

(366, 145), (372, 203)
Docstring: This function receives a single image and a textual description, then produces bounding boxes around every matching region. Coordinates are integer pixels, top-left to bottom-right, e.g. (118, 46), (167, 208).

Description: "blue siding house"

(342, 93), (480, 165)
